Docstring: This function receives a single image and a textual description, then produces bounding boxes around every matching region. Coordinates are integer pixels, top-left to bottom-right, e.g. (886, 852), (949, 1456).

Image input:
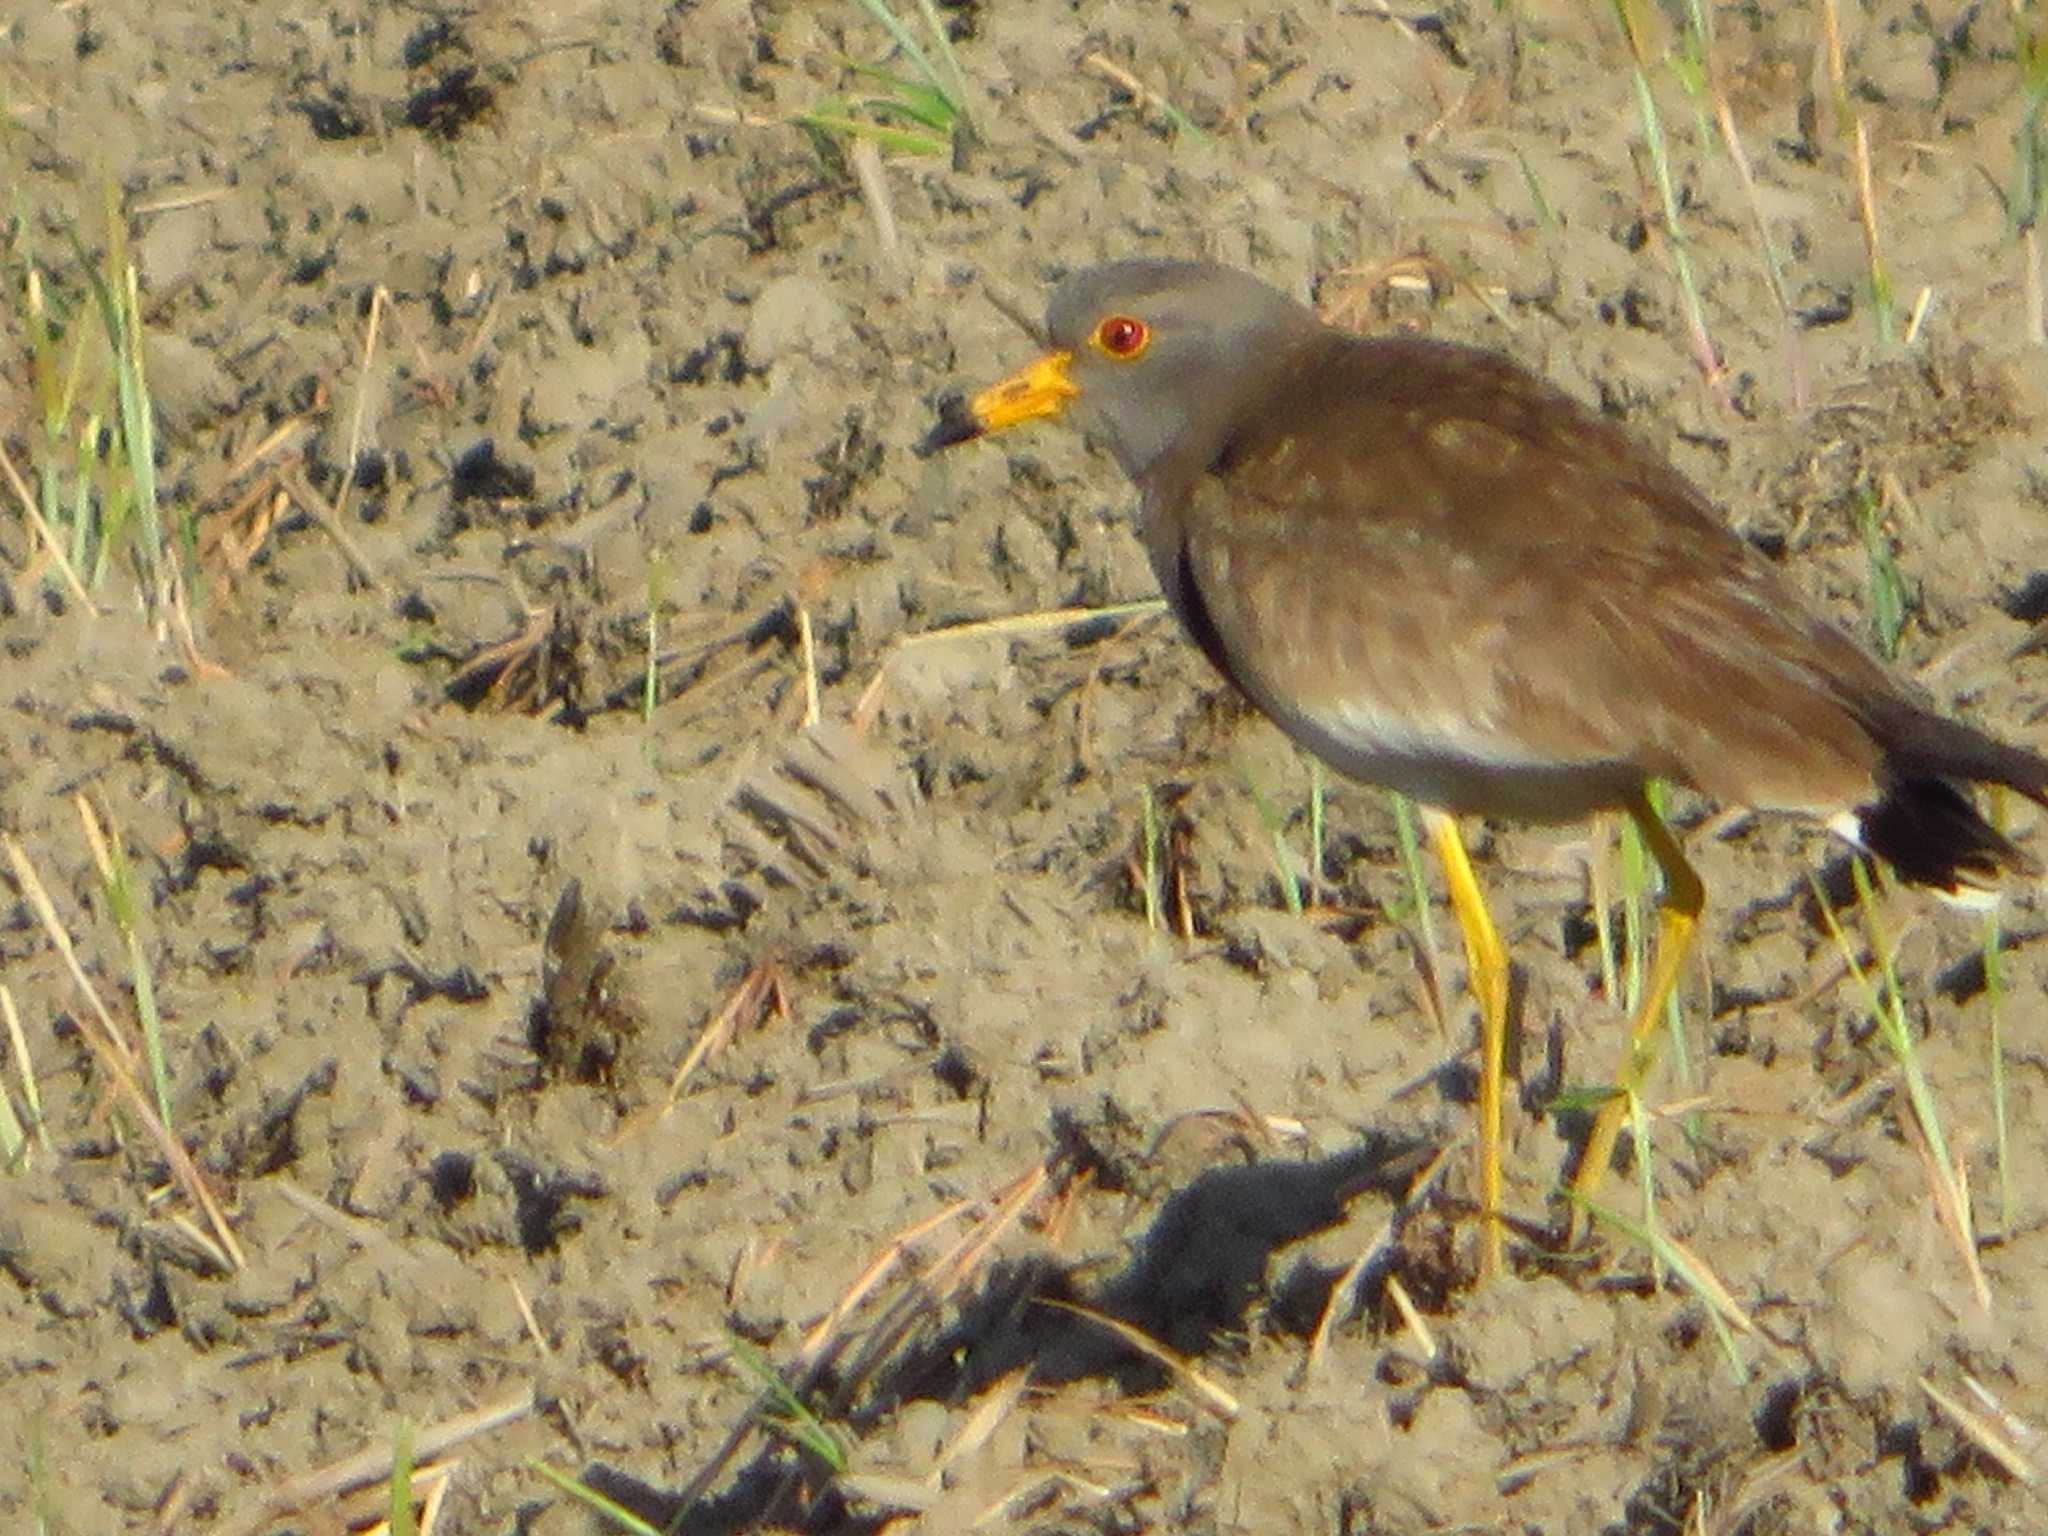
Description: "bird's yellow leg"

(1425, 810), (1510, 1279)
(1568, 794), (1705, 1230)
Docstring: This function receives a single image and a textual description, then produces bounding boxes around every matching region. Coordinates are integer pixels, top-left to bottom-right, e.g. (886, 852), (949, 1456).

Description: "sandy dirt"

(6, 2), (2048, 1532)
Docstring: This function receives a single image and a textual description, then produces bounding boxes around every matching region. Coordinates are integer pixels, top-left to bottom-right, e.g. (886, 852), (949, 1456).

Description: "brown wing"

(1145, 333), (1898, 819)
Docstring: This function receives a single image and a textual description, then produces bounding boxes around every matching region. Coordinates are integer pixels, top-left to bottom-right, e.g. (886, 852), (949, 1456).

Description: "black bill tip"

(914, 391), (983, 458)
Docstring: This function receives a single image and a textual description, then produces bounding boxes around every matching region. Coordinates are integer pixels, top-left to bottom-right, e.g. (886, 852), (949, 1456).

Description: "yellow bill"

(917, 351), (1079, 454)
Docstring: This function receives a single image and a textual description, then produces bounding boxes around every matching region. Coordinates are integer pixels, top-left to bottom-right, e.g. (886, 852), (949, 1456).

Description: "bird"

(916, 258), (2048, 1276)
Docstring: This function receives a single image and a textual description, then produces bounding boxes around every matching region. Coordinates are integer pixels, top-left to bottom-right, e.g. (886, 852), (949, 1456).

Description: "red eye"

(1095, 315), (1149, 358)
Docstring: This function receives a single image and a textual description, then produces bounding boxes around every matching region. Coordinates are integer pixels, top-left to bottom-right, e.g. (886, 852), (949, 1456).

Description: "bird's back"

(1144, 330), (1942, 823)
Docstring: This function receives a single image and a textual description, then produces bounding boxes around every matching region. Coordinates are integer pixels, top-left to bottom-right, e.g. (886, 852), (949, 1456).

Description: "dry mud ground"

(7, 3), (2048, 1533)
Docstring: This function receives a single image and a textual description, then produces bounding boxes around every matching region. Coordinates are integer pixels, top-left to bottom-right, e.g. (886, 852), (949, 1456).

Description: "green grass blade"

(844, 63), (955, 131)
(29, 1412), (56, 1536)
(1139, 786), (1163, 932)
(1513, 148), (1560, 233)
(118, 263), (168, 581)
(1241, 764), (1304, 917)
(1547, 1082), (1623, 1116)
(1853, 482), (1909, 660)
(726, 1334), (848, 1471)
(528, 1460), (664, 1536)
(389, 1419), (417, 1536)
(101, 822), (174, 1129)
(1388, 792), (1437, 953)
(1983, 904), (2011, 1235)
(912, 0), (975, 132)
(1, 986), (51, 1161)
(67, 239), (147, 558)
(790, 111), (947, 157)
(641, 558), (668, 726)
(859, 91), (955, 134)
(1609, 0), (1719, 386)
(0, 1081), (26, 1173)
(1849, 860), (1958, 1187)
(63, 214), (171, 601)
(1146, 91), (1209, 144)
(2010, 23), (2048, 239)
(850, 0), (955, 115)
(70, 420), (97, 572)
(1572, 1189), (1751, 1383)
(1811, 863), (1969, 1250)
(1628, 1084), (1661, 1283)
(1619, 812), (1648, 1014)
(1307, 758), (1325, 910)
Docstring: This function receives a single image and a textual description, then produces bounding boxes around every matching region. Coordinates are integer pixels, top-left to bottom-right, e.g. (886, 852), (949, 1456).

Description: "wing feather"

(1144, 334), (1893, 818)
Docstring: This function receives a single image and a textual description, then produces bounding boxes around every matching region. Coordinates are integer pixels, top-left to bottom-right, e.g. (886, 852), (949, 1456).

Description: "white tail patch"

(1826, 810), (2006, 911)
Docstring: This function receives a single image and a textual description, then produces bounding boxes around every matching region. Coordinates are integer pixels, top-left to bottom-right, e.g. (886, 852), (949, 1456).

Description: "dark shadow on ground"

(584, 1130), (1435, 1533)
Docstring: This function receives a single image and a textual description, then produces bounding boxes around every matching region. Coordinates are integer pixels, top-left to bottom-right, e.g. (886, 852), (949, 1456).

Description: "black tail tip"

(1850, 777), (2038, 897)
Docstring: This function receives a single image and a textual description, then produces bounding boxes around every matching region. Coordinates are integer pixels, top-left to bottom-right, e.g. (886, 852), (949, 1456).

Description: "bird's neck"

(1131, 330), (1332, 490)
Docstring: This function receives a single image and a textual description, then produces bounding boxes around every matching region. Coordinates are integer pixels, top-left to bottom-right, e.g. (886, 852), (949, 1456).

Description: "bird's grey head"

(1043, 260), (1318, 481)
